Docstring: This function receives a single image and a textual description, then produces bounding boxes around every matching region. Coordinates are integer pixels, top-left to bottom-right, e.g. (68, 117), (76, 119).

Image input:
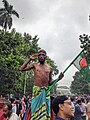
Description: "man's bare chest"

(34, 65), (51, 75)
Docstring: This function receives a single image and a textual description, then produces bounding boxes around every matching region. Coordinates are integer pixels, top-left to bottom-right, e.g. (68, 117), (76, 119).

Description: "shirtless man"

(19, 49), (64, 120)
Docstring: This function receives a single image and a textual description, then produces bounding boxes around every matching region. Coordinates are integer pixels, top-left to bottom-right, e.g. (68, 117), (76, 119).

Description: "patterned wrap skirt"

(31, 85), (51, 120)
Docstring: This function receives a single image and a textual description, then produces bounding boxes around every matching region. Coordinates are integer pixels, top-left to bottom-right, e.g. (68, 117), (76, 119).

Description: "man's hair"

(81, 98), (85, 103)
(76, 99), (81, 104)
(9, 98), (15, 104)
(52, 95), (68, 115)
(38, 49), (47, 55)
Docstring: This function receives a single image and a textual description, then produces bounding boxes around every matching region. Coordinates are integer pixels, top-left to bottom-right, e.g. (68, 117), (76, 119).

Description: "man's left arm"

(48, 71), (53, 86)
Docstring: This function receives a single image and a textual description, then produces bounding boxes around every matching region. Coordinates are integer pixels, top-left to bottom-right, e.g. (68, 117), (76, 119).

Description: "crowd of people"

(51, 95), (90, 120)
(0, 94), (90, 120)
(0, 95), (31, 120)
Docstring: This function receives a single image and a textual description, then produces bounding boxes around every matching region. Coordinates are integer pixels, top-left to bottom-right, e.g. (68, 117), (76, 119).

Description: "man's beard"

(39, 59), (45, 64)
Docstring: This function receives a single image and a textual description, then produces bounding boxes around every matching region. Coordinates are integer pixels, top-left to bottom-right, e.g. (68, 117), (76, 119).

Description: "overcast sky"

(0, 0), (90, 87)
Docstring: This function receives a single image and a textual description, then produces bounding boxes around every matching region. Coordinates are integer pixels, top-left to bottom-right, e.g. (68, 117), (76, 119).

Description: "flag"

(72, 50), (90, 80)
(73, 56), (87, 70)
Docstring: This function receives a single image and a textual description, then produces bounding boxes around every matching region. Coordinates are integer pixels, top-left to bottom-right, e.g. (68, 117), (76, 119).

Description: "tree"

(0, 29), (23, 95)
(79, 34), (90, 64)
(70, 71), (90, 95)
(0, 0), (19, 32)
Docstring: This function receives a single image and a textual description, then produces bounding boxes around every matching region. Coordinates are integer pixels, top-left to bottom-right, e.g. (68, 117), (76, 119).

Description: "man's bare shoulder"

(45, 63), (52, 70)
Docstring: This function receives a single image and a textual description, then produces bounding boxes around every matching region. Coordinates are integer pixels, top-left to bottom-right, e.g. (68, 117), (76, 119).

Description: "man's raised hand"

(58, 72), (64, 80)
(29, 54), (38, 60)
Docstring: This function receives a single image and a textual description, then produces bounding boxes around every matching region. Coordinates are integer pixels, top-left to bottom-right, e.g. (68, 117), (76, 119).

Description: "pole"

(24, 71), (27, 95)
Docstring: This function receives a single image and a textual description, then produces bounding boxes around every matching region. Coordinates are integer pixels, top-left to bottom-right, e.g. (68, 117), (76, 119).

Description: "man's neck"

(55, 116), (65, 120)
(57, 112), (67, 120)
(39, 62), (45, 65)
(40, 62), (44, 64)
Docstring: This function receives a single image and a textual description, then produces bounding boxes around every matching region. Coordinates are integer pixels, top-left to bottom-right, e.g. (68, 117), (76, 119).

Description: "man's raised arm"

(19, 54), (38, 71)
(19, 58), (31, 71)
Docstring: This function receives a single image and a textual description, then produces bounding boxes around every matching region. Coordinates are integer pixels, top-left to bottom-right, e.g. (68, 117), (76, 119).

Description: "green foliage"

(79, 34), (90, 50)
(80, 66), (90, 82)
(79, 34), (90, 64)
(0, 30), (19, 94)
(70, 71), (90, 95)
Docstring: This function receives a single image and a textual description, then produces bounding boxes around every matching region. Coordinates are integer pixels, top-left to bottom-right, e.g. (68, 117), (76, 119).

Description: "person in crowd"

(74, 99), (83, 120)
(16, 98), (22, 120)
(52, 95), (74, 120)
(70, 97), (75, 120)
(80, 98), (86, 120)
(23, 95), (28, 110)
(0, 101), (7, 120)
(9, 98), (17, 114)
(51, 94), (56, 120)
(19, 49), (64, 120)
(21, 97), (26, 119)
(3, 102), (19, 120)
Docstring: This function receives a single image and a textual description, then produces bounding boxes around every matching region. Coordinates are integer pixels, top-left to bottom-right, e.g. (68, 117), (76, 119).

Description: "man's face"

(78, 101), (82, 105)
(38, 52), (46, 64)
(60, 99), (74, 118)
(3, 105), (9, 118)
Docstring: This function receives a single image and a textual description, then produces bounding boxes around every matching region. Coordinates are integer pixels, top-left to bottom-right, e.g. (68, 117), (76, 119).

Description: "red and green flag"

(73, 56), (87, 70)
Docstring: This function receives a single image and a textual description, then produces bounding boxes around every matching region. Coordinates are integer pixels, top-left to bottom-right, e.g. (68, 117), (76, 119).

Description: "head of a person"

(9, 98), (15, 104)
(52, 95), (74, 119)
(3, 102), (12, 118)
(38, 49), (47, 64)
(76, 99), (82, 105)
(81, 98), (85, 103)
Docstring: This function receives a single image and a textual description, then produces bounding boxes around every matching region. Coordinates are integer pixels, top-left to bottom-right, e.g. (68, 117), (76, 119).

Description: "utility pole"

(24, 71), (27, 95)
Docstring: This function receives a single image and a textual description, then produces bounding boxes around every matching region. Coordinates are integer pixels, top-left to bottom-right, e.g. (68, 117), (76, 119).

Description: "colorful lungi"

(31, 86), (51, 120)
